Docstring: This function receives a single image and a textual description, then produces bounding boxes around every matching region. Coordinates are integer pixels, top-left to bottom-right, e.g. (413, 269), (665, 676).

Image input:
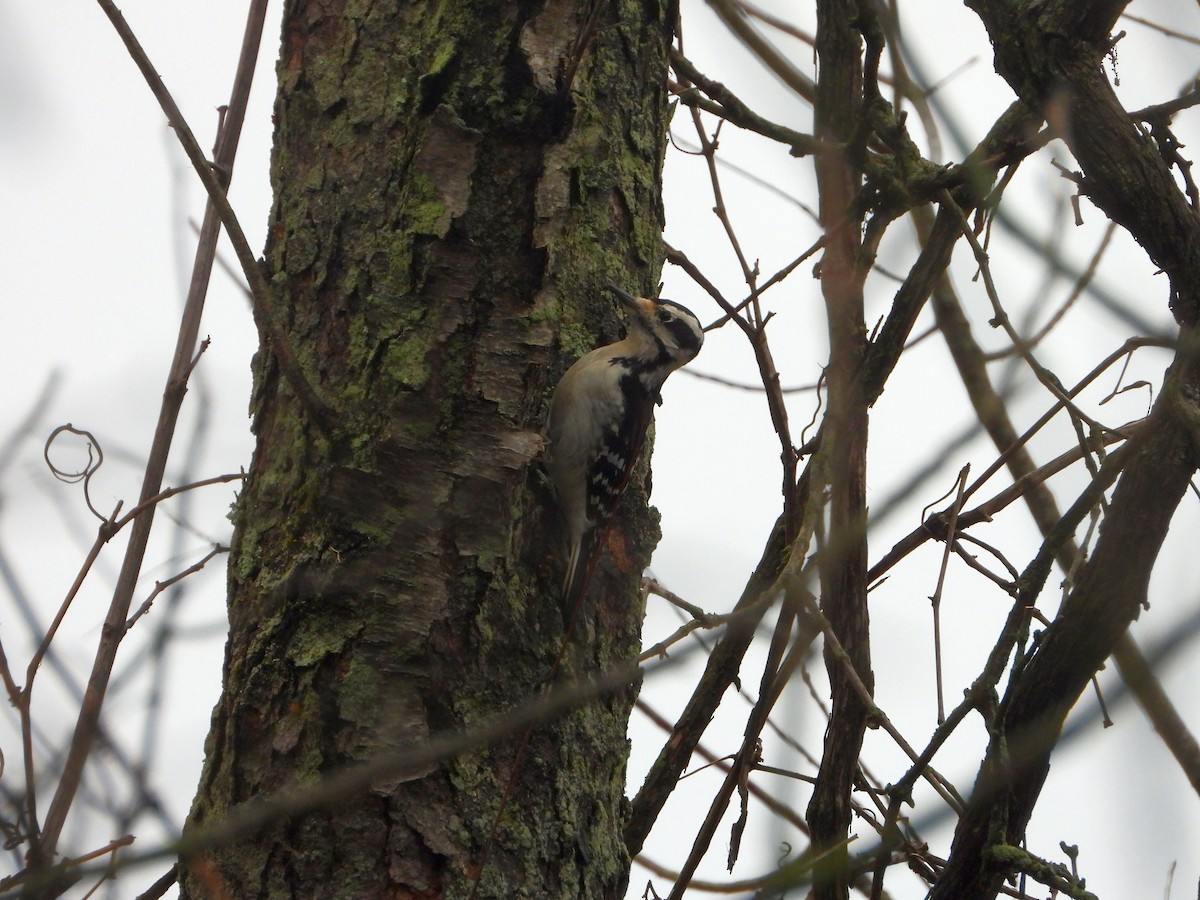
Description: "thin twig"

(670, 51), (827, 156)
(680, 367), (820, 393)
(125, 544), (231, 630)
(927, 466), (969, 724)
(664, 212), (800, 536)
(939, 189), (1113, 439)
(634, 836), (856, 895)
(112, 473), (245, 532)
(705, 0), (816, 102)
(26, 649), (697, 894)
(960, 337), (1170, 505)
(868, 417), (1142, 586)
(983, 222), (1117, 362)
(791, 577), (964, 813)
(950, 540), (1016, 594)
(32, 0), (273, 867)
(1120, 12), (1200, 47)
(94, 0), (333, 432)
(635, 699), (809, 834)
(133, 866), (178, 900)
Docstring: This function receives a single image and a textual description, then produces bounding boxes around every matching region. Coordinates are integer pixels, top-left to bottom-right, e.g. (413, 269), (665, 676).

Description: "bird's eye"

(659, 310), (675, 322)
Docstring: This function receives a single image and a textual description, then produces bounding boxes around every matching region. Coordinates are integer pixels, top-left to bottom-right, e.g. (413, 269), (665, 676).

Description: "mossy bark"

(181, 1), (673, 896)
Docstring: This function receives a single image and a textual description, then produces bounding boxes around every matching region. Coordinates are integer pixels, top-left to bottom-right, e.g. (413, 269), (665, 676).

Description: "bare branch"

(32, 0), (274, 867)
(94, 0), (333, 431)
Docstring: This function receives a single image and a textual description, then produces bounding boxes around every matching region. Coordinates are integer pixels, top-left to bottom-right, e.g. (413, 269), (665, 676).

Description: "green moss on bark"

(183, 1), (673, 897)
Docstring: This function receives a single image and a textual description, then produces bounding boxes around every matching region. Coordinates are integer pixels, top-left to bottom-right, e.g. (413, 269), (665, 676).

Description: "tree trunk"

(180, 1), (674, 896)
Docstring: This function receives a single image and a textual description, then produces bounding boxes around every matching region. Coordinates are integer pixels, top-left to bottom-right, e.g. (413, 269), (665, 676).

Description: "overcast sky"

(3, 2), (1199, 897)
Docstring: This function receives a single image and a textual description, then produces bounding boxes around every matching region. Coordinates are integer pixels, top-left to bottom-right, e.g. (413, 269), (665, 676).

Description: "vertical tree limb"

(807, 3), (872, 898)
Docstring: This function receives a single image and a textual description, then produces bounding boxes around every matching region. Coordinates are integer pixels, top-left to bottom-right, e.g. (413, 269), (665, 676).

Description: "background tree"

(2, 1), (1199, 899)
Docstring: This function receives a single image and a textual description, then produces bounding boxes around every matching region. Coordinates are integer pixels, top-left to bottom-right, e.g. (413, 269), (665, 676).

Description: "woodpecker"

(545, 282), (704, 604)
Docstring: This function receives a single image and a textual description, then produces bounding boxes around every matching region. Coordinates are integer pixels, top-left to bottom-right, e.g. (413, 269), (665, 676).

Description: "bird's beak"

(605, 282), (656, 318)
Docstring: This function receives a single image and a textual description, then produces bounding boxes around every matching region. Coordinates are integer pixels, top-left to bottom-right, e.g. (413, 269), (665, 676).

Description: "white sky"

(2, 1), (1199, 897)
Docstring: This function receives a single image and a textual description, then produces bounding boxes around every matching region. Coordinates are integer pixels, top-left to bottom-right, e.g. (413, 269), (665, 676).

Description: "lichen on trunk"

(181, 1), (675, 896)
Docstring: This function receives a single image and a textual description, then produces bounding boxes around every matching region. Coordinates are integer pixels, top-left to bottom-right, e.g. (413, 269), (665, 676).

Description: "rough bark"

(180, 1), (674, 897)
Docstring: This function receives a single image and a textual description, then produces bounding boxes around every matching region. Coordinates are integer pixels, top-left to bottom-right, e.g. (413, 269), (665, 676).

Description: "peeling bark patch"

(534, 146), (573, 248)
(496, 429), (544, 468)
(411, 105), (482, 237)
(519, 0), (584, 92)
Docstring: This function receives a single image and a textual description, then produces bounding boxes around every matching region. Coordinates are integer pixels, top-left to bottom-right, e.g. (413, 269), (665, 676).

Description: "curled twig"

(44, 424), (106, 522)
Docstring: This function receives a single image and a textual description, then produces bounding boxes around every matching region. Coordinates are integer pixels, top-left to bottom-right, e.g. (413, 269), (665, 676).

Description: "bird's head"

(605, 282), (704, 374)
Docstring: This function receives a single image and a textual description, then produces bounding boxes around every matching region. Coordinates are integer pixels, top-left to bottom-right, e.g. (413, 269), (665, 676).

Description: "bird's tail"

(561, 529), (599, 619)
